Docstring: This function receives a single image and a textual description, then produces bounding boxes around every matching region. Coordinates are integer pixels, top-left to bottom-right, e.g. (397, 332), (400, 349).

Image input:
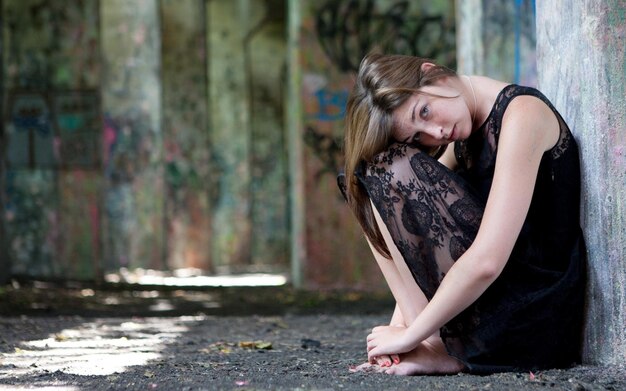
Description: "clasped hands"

(366, 325), (415, 364)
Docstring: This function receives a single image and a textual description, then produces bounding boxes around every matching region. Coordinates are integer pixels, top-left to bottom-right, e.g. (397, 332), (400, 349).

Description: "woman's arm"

(366, 96), (560, 359)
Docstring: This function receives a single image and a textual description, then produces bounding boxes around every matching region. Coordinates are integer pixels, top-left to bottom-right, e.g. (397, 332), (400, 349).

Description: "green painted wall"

(2, 0), (101, 279)
(1, 0), (290, 281)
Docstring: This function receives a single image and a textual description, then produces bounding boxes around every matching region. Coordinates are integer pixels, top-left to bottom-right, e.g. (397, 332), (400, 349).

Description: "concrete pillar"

(161, 0), (213, 273)
(287, 0), (304, 287)
(537, 0), (626, 365)
(0, 0), (7, 285)
(207, 0), (254, 270)
(455, 0), (484, 75)
(100, 0), (165, 271)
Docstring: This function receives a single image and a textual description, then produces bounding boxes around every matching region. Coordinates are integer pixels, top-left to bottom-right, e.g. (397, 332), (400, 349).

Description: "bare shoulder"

(501, 95), (559, 152)
(471, 76), (509, 96)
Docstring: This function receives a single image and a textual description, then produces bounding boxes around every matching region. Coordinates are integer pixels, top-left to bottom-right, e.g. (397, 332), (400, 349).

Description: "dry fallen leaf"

(201, 342), (234, 354)
(254, 341), (272, 350)
(238, 340), (272, 350)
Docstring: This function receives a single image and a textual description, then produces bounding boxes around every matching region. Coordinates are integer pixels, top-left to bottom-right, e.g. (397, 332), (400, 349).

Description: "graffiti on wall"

(304, 0), (456, 178)
(53, 91), (100, 169)
(1, 0), (102, 280)
(7, 90), (101, 169)
(7, 92), (54, 168)
(315, 0), (455, 73)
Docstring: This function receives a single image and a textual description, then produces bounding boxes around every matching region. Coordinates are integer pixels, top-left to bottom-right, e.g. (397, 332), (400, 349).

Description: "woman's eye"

(420, 105), (429, 118)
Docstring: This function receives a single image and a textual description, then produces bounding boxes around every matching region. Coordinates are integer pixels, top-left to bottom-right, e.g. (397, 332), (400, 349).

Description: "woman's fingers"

(375, 355), (392, 367)
(367, 347), (380, 361)
(366, 333), (375, 351)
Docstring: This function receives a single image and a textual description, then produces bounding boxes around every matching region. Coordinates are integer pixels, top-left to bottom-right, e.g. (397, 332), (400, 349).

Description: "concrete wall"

(2, 0), (102, 279)
(101, 0), (164, 272)
(0, 0), (290, 280)
(536, 0), (626, 367)
(161, 0), (213, 272)
(292, 0), (456, 288)
(207, 0), (289, 273)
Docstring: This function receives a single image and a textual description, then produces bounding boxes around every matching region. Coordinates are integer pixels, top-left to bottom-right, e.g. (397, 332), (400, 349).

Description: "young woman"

(340, 53), (586, 375)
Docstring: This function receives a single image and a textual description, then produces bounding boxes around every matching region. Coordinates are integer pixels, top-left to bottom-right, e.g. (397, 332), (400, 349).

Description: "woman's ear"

(420, 62), (436, 72)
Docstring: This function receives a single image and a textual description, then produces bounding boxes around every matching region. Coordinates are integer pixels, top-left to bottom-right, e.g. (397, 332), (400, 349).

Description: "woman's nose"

(424, 124), (444, 139)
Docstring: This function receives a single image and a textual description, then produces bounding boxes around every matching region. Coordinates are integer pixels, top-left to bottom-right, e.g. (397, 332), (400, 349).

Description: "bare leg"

(353, 203), (466, 375)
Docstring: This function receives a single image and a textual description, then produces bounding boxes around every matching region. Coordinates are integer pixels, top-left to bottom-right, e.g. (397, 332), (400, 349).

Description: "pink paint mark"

(103, 119), (117, 166)
(53, 136), (62, 161)
(133, 25), (147, 45)
(165, 139), (181, 162)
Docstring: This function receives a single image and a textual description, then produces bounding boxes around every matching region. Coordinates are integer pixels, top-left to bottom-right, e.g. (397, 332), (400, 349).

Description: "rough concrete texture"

(536, 0), (626, 366)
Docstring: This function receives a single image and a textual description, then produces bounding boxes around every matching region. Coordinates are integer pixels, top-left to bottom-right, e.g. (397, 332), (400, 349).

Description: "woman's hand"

(366, 325), (415, 361)
(371, 354), (400, 367)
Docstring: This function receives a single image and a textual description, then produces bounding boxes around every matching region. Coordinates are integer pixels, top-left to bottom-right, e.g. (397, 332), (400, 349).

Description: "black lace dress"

(343, 85), (586, 374)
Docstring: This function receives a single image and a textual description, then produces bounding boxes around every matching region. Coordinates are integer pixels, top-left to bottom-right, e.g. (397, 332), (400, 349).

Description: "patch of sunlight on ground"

(0, 316), (204, 378)
(105, 268), (288, 287)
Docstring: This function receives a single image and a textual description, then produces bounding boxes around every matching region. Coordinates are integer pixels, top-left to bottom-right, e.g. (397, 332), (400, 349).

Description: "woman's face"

(392, 82), (473, 148)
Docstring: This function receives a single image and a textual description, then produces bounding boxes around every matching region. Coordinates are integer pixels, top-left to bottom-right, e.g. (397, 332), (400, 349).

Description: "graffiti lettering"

(7, 92), (54, 168)
(315, 0), (455, 72)
(310, 88), (348, 121)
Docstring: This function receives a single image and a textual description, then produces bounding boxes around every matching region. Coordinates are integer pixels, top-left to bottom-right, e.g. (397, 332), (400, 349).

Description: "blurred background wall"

(293, 0), (456, 289)
(0, 0), (459, 289)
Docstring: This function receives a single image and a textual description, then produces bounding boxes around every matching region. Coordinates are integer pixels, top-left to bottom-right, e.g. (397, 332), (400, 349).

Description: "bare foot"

(383, 338), (465, 376)
(350, 354), (398, 373)
(349, 362), (385, 373)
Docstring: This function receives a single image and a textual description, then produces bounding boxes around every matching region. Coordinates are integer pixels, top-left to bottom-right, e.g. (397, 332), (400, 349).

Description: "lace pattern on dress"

(455, 85), (575, 171)
(357, 143), (483, 300)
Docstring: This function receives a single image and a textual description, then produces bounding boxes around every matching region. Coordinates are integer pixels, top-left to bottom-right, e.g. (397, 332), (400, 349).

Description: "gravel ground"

(0, 282), (624, 390)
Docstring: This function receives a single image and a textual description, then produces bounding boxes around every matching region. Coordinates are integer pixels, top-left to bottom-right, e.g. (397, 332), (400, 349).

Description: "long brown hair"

(344, 53), (457, 258)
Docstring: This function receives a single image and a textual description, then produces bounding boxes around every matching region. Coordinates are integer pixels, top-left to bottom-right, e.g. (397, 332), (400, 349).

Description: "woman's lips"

(448, 125), (456, 141)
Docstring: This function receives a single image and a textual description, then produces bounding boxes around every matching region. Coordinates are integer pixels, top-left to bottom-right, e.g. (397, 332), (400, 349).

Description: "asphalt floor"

(0, 282), (624, 390)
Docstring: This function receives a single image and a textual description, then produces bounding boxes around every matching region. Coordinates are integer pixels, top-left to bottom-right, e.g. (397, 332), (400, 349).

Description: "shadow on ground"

(0, 281), (624, 390)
